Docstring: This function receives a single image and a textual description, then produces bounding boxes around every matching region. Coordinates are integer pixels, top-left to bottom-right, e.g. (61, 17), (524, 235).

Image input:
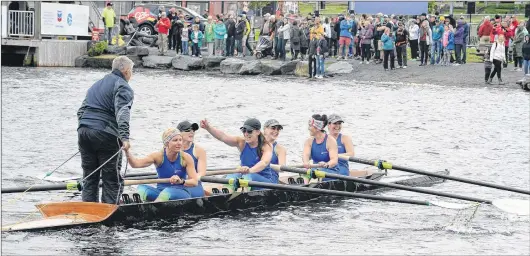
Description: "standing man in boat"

(177, 120), (207, 196)
(77, 56), (134, 204)
(125, 128), (200, 201)
(263, 119), (286, 167)
(326, 114), (354, 176)
(200, 118), (277, 189)
(302, 114), (340, 180)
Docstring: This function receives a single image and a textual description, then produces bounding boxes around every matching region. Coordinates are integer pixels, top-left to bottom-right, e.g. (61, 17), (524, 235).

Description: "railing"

(8, 10), (34, 37)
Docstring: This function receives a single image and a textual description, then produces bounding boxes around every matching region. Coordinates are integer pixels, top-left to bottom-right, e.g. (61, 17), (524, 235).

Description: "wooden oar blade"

(429, 200), (477, 210)
(492, 199), (530, 216)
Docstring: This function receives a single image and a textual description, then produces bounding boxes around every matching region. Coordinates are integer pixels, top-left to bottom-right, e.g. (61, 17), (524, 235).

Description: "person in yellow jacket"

(242, 14), (253, 56)
(310, 17), (325, 40)
(102, 2), (116, 45)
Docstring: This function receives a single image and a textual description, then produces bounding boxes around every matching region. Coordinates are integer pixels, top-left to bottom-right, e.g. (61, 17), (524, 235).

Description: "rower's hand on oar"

(237, 166), (250, 174)
(122, 141), (131, 152)
(169, 175), (184, 184)
(317, 162), (329, 168)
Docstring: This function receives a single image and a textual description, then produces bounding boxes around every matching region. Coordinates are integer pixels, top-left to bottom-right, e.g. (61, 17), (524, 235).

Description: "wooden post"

(34, 1), (41, 40)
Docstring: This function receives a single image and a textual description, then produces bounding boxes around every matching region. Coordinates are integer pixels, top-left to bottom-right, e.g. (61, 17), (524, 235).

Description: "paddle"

(200, 176), (474, 210)
(40, 166), (243, 182)
(3, 169), (243, 194)
(272, 165), (529, 215)
(339, 155), (530, 196)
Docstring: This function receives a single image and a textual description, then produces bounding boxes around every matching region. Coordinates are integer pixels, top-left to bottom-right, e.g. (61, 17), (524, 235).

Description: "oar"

(339, 155), (530, 196)
(3, 169), (243, 194)
(41, 166), (241, 182)
(272, 164), (529, 215)
(200, 176), (475, 211)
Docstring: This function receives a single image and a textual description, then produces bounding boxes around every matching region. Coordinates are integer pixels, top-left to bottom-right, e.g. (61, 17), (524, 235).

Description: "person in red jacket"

(155, 12), (171, 55)
(478, 16), (493, 44)
(502, 21), (513, 68)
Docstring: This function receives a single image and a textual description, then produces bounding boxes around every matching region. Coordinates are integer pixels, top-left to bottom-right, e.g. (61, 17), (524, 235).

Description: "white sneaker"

(360, 61), (364, 64)
(403, 66), (407, 69)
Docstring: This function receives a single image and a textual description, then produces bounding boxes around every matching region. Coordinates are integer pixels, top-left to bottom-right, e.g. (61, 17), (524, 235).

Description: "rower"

(177, 120), (209, 196)
(124, 128), (201, 201)
(302, 114), (340, 180)
(326, 114), (354, 176)
(200, 118), (277, 190)
(263, 119), (287, 166)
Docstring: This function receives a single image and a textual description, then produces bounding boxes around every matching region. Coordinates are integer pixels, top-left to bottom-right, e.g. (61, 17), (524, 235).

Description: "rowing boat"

(1, 170), (449, 232)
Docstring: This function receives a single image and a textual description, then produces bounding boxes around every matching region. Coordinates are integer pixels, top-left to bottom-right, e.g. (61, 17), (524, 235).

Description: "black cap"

(177, 121), (199, 132)
(240, 118), (261, 131)
(421, 13), (426, 16)
(107, 2), (113, 6)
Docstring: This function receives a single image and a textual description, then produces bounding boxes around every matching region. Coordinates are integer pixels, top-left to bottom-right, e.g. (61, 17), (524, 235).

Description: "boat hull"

(104, 170), (449, 225)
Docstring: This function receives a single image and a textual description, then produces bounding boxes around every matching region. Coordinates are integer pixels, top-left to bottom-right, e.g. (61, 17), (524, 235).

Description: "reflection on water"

(1, 67), (529, 255)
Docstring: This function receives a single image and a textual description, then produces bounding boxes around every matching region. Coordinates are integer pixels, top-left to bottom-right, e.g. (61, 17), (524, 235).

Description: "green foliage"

(87, 41), (108, 57)
(248, 1), (271, 10)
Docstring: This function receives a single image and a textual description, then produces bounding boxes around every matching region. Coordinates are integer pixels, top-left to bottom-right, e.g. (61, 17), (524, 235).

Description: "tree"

(248, 1), (272, 10)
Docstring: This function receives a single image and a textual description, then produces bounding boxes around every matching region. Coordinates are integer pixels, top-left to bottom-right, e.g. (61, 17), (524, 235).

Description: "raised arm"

(326, 136), (339, 168)
(200, 119), (243, 149)
(248, 143), (272, 173)
(181, 152), (199, 187)
(125, 150), (161, 168)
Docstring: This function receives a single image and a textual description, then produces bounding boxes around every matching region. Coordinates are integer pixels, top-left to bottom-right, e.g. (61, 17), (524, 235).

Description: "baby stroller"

(254, 36), (273, 59)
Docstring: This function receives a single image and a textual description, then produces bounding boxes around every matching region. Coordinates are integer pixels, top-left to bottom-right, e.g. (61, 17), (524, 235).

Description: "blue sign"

(67, 13), (72, 26)
(355, 2), (428, 15)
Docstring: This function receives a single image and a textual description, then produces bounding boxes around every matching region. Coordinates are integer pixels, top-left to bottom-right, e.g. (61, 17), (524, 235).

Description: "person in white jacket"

(408, 19), (420, 60)
(488, 34), (506, 84)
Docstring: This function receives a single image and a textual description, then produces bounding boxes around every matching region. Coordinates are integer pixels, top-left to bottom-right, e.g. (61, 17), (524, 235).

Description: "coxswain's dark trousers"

(78, 126), (124, 204)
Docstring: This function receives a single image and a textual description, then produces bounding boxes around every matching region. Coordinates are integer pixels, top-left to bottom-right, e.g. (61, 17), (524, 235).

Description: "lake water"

(1, 67), (529, 255)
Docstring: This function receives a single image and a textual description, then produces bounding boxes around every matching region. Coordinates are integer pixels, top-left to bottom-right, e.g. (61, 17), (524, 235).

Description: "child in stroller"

(254, 36), (274, 59)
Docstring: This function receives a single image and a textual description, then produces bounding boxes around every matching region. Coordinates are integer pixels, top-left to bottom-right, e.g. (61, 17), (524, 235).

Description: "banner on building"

(354, 1), (428, 15)
(41, 3), (89, 36)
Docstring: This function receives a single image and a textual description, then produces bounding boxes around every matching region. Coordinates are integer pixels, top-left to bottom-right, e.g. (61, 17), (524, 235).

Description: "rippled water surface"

(1, 67), (529, 255)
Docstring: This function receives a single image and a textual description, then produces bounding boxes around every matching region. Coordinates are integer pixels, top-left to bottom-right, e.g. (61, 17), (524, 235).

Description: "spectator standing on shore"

(243, 15), (253, 56)
(290, 20), (302, 60)
(181, 24), (190, 55)
(155, 12), (170, 56)
(308, 36), (318, 78)
(418, 20), (431, 66)
(277, 17), (291, 61)
(395, 21), (408, 68)
(454, 20), (465, 65)
(338, 14), (352, 60)
(478, 16), (493, 44)
(102, 3), (116, 45)
(359, 19), (373, 64)
(442, 24), (454, 66)
(323, 17), (332, 54)
(348, 14), (358, 58)
(483, 47), (492, 83)
(235, 16), (245, 57)
(167, 8), (177, 50)
(310, 17), (325, 40)
(381, 27), (395, 71)
(225, 15), (236, 57)
(430, 18), (444, 65)
(409, 19), (419, 60)
(273, 14), (285, 60)
(190, 24), (203, 57)
(214, 18), (227, 56)
(522, 35), (530, 75)
(300, 20), (310, 60)
(513, 22), (525, 71)
(488, 35), (506, 85)
(174, 15), (184, 54)
(329, 18), (338, 58)
(205, 16), (215, 56)
(315, 34), (328, 79)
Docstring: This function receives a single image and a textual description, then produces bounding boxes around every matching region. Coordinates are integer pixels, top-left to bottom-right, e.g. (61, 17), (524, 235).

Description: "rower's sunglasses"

(240, 128), (255, 134)
(270, 125), (283, 131)
(181, 128), (194, 132)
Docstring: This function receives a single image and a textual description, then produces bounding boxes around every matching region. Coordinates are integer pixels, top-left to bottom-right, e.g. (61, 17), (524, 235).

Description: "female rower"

(124, 128), (201, 202)
(326, 114), (354, 176)
(200, 118), (277, 190)
(177, 120), (207, 196)
(263, 119), (287, 166)
(302, 114), (340, 180)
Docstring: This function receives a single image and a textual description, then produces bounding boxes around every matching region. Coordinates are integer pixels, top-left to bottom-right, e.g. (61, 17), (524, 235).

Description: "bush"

(87, 41), (108, 57)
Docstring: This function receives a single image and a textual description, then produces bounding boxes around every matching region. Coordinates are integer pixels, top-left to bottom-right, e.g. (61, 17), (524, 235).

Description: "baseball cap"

(240, 118), (261, 131)
(107, 2), (113, 6)
(264, 119), (284, 129)
(177, 121), (199, 132)
(328, 114), (344, 124)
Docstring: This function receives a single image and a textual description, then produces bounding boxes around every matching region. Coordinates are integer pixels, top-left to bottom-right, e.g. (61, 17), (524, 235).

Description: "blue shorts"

(225, 173), (275, 191)
(138, 182), (204, 202)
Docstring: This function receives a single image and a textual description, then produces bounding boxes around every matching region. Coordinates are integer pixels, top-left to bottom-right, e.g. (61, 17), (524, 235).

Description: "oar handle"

(270, 164), (321, 172)
(343, 156), (530, 195)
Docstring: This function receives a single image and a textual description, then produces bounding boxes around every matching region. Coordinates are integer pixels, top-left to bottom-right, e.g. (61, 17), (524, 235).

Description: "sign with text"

(41, 3), (89, 36)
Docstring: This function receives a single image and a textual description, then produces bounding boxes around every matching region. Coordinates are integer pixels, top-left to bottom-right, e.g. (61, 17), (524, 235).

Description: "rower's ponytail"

(257, 132), (269, 159)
